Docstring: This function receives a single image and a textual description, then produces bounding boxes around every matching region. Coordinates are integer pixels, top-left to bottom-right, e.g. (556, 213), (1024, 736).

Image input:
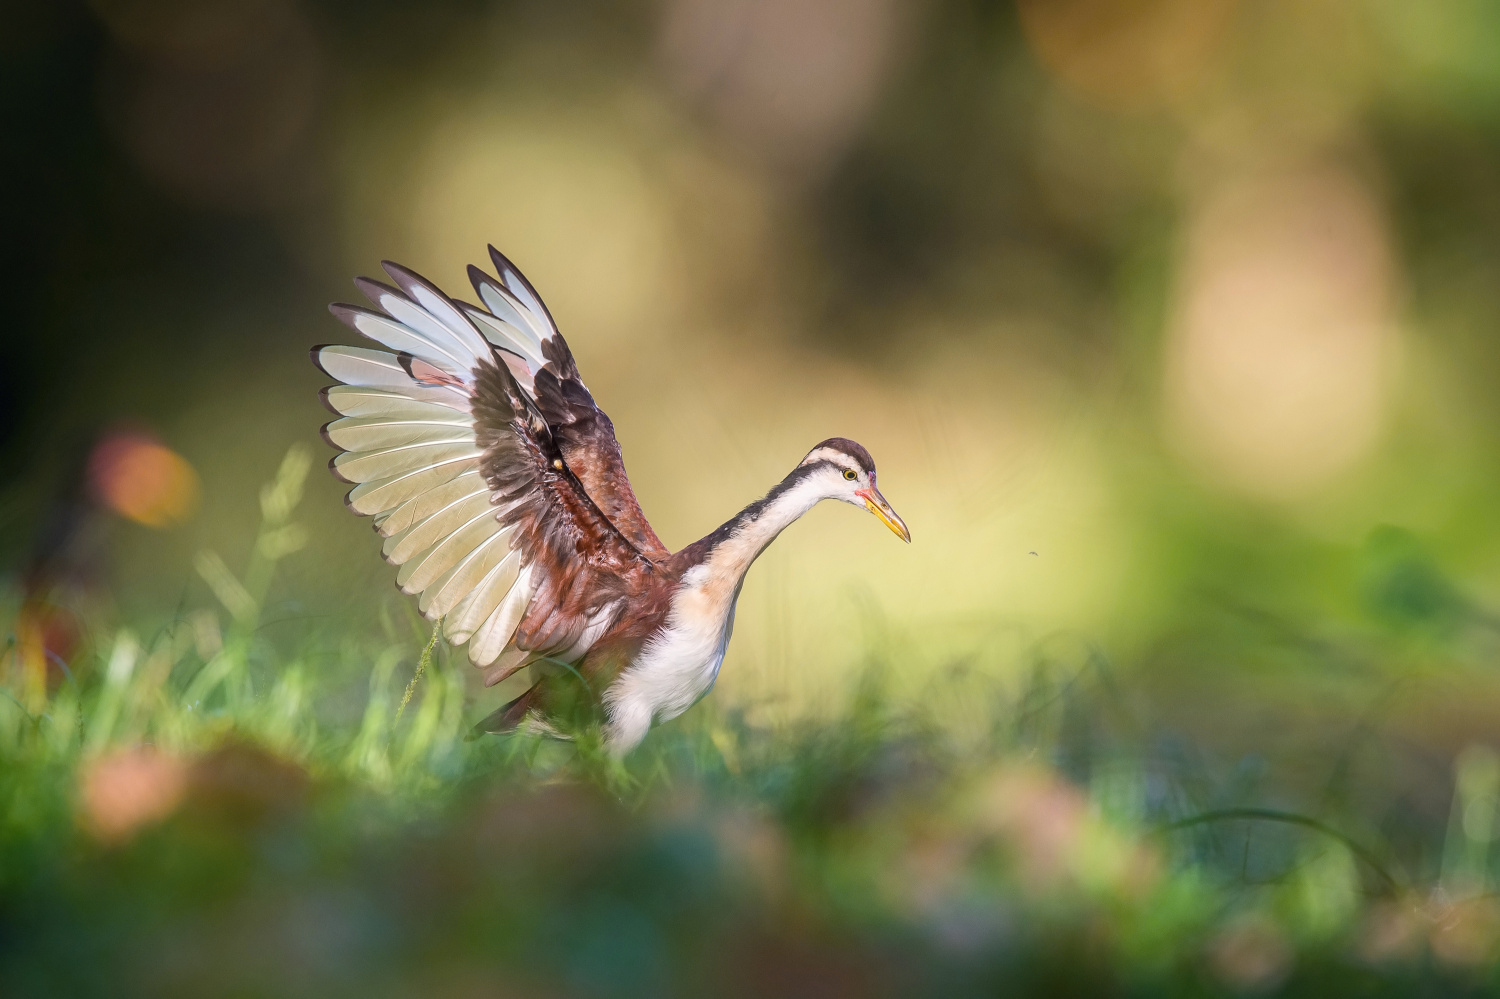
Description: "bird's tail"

(467, 682), (571, 742)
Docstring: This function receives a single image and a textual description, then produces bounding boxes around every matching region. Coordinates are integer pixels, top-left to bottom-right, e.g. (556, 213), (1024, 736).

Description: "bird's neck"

(686, 468), (828, 584)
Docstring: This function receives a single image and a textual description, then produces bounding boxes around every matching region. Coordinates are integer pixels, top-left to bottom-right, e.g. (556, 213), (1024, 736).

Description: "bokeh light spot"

(404, 114), (678, 347)
(1016, 0), (1237, 109)
(89, 432), (201, 527)
(78, 746), (190, 843)
(658, 0), (903, 177)
(1164, 162), (1399, 500)
(96, 0), (321, 209)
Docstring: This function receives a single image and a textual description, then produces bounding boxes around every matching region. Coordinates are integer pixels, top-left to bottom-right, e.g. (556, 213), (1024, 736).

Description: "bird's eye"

(843, 469), (858, 481)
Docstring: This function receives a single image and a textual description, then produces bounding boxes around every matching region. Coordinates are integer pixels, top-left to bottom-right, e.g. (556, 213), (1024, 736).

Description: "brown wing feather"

(471, 355), (657, 658)
(471, 250), (669, 559)
(530, 355), (668, 558)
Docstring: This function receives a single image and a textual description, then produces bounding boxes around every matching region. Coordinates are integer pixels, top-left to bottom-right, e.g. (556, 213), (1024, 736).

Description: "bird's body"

(314, 248), (909, 754)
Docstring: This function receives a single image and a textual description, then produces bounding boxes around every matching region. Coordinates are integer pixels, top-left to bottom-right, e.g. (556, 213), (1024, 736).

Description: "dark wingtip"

(467, 262), (499, 302)
(379, 259), (413, 282)
(486, 244), (509, 274)
(327, 454), (354, 485)
(327, 302), (370, 333)
(310, 343), (338, 377)
(381, 260), (440, 300)
(317, 385), (342, 416)
(486, 245), (525, 287)
(353, 275), (402, 309)
(487, 245), (558, 328)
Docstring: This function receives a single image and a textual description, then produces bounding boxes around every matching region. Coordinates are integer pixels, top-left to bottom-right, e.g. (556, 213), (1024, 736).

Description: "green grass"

(3, 450), (1500, 997)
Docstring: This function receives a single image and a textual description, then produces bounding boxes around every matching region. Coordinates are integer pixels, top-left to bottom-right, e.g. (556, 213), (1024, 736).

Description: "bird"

(312, 246), (910, 755)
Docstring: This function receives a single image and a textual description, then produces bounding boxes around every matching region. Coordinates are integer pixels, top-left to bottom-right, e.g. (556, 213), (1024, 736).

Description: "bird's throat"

(697, 472), (828, 584)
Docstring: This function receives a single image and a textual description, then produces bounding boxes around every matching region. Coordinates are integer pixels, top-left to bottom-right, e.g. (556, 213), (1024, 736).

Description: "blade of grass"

(397, 621), (441, 722)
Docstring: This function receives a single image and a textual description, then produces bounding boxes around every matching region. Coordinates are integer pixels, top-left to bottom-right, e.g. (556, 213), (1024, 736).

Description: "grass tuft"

(2, 449), (1499, 996)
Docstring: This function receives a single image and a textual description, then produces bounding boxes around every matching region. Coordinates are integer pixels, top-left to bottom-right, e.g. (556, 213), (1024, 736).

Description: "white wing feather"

(313, 255), (590, 668)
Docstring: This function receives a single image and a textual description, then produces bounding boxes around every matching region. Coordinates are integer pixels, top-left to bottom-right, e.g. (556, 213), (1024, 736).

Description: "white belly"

(603, 566), (742, 754)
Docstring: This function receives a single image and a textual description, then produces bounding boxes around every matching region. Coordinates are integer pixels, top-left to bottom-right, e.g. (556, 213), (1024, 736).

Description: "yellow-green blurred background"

(6, 0), (1500, 740)
(13, 3), (1500, 992)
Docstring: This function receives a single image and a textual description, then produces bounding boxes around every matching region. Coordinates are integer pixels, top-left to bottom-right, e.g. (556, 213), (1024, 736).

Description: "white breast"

(600, 469), (832, 754)
(603, 562), (742, 754)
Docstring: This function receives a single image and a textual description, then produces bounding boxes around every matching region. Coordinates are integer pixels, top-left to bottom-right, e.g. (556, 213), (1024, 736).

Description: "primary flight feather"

(313, 246), (910, 754)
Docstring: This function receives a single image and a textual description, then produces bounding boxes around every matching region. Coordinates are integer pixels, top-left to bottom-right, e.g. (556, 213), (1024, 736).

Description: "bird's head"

(798, 438), (911, 543)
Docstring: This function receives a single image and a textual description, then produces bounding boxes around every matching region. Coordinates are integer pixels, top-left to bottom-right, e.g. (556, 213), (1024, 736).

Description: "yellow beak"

(863, 488), (911, 543)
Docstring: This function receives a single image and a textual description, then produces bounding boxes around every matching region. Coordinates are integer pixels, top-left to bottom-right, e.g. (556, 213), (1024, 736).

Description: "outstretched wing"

(465, 247), (668, 558)
(313, 257), (656, 675)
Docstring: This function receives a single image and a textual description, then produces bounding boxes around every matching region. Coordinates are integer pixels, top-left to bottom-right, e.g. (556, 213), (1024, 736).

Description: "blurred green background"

(7, 0), (1500, 994)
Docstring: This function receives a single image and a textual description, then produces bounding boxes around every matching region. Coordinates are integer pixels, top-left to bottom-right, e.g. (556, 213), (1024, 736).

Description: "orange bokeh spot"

(89, 433), (200, 527)
(78, 746), (190, 843)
